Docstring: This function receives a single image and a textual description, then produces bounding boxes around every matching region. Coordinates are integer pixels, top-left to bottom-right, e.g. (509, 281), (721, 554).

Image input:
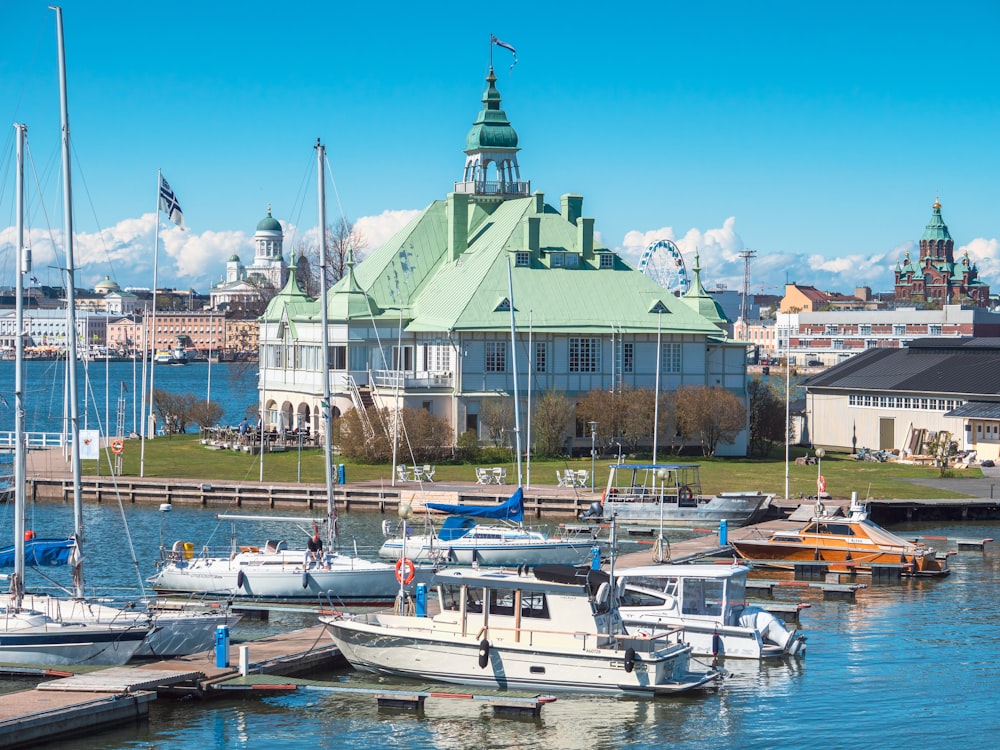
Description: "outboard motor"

(580, 501), (604, 520)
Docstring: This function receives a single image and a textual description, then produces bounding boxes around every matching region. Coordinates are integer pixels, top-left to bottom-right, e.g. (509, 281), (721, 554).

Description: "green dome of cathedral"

(256, 207), (281, 233)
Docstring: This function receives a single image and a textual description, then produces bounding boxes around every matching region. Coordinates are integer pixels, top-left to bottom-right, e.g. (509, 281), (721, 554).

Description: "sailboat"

(0, 118), (150, 666)
(0, 8), (241, 660)
(148, 140), (424, 605)
(379, 487), (597, 566)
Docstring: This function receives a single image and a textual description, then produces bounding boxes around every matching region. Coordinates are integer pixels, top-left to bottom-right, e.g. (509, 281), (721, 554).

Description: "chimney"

(561, 194), (583, 226)
(533, 191), (545, 214)
(524, 216), (540, 259)
(578, 217), (594, 261)
(447, 192), (469, 261)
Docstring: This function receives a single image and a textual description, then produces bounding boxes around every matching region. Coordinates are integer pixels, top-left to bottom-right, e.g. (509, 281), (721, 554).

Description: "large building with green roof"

(258, 66), (749, 455)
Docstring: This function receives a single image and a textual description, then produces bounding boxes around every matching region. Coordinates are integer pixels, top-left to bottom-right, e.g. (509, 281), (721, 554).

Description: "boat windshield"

(681, 578), (724, 618)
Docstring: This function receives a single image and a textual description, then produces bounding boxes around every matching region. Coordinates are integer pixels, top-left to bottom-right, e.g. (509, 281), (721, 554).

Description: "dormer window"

(565, 254), (579, 268)
(551, 253), (564, 268)
(515, 251), (530, 267)
(599, 253), (614, 269)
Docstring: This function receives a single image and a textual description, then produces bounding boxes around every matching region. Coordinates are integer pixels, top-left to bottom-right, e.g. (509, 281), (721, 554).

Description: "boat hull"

(601, 492), (770, 527)
(730, 539), (949, 576)
(378, 536), (596, 567)
(322, 615), (718, 696)
(0, 616), (149, 666)
(150, 551), (431, 604)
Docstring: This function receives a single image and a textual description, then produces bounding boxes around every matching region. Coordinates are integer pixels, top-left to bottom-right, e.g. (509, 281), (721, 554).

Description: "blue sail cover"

(0, 538), (74, 568)
(426, 487), (524, 523)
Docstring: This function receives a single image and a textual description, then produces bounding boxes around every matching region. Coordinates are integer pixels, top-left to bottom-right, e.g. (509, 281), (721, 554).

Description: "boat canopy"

(610, 463), (702, 471)
(427, 487), (524, 523)
(0, 538), (74, 568)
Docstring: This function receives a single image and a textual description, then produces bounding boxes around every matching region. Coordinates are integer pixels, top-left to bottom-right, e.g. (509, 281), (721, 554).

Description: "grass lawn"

(90, 434), (978, 500)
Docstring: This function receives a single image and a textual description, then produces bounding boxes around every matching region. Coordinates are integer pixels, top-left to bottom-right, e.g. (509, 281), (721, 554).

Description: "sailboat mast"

(316, 139), (337, 547)
(507, 258), (522, 486)
(54, 6), (85, 598)
(13, 123), (28, 609)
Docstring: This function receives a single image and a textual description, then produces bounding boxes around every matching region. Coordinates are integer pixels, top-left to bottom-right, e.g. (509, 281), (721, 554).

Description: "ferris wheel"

(637, 239), (689, 294)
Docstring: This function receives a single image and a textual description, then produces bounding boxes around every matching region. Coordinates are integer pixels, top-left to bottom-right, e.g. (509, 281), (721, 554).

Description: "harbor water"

(0, 495), (997, 748)
(0, 358), (259, 437)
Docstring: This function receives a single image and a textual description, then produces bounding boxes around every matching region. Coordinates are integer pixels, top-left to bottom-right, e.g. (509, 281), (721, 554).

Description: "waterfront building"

(804, 338), (1000, 462)
(895, 198), (990, 307)
(0, 308), (105, 353)
(257, 66), (749, 455)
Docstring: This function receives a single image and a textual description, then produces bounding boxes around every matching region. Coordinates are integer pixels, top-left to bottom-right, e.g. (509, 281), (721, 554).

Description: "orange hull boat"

(731, 495), (950, 577)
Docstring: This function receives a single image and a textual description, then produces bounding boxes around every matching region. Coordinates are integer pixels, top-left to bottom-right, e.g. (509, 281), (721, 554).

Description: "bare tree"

(481, 397), (514, 447)
(747, 376), (787, 457)
(296, 218), (368, 297)
(532, 390), (575, 457)
(673, 385), (747, 456)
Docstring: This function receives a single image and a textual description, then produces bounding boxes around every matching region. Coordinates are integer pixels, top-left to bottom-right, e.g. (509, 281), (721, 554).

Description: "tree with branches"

(673, 385), (747, 456)
(295, 218), (368, 297)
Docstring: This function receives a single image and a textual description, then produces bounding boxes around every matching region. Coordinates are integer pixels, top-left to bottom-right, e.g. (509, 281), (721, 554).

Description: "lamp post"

(816, 447), (825, 498)
(589, 421), (598, 492)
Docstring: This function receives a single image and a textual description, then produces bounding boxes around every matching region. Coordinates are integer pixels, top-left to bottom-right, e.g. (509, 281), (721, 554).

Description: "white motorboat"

(617, 564), (806, 659)
(320, 564), (723, 696)
(149, 141), (419, 606)
(379, 488), (599, 567)
(583, 463), (772, 527)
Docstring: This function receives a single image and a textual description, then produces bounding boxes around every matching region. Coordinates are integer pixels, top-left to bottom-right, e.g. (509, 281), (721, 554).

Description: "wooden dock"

(0, 625), (342, 748)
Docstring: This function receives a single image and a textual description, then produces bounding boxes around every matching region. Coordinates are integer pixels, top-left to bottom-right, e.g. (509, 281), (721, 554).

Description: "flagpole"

(140, 170), (161, 478)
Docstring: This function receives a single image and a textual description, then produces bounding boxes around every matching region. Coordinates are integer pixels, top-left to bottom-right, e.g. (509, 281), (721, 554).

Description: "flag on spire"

(158, 174), (184, 228)
(491, 34), (517, 71)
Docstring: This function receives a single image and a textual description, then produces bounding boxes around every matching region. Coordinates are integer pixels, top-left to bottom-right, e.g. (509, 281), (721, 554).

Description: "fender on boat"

(478, 639), (490, 669)
(624, 647), (636, 673)
(302, 570), (310, 589)
(236, 569), (246, 590)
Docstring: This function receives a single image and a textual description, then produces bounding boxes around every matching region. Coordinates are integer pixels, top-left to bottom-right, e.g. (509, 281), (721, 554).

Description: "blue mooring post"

(215, 625), (230, 668)
(591, 545), (601, 570)
(719, 519), (728, 546)
(337, 464), (346, 484)
(415, 583), (427, 617)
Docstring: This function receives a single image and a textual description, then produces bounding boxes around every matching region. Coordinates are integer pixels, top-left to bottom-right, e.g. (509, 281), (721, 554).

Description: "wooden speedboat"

(730, 493), (951, 577)
(320, 565), (723, 696)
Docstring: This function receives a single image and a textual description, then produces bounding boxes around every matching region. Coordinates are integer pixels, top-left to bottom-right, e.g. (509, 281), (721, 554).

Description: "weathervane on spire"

(490, 34), (517, 72)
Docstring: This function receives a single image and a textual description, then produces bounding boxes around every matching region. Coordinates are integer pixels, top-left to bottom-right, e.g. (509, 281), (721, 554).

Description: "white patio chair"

(476, 468), (490, 484)
(396, 464), (410, 482)
(423, 465), (435, 482)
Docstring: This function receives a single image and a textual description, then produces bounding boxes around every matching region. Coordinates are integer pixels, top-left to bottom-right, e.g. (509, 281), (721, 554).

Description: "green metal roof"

(921, 198), (952, 242)
(257, 208), (281, 232)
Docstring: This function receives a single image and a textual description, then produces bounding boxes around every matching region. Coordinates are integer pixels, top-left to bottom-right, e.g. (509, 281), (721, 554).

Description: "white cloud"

(356, 209), (421, 251)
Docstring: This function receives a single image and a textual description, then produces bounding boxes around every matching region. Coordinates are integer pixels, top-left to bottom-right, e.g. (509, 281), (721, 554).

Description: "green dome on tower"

(465, 67), (519, 152)
(256, 205), (281, 233)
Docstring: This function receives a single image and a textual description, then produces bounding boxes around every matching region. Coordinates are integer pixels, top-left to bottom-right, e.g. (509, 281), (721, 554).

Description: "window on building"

(424, 344), (452, 372)
(329, 345), (347, 370)
(860, 324), (872, 335)
(565, 253), (579, 268)
(825, 324), (838, 335)
(929, 325), (942, 336)
(485, 341), (506, 372)
(391, 345), (413, 371)
(550, 253), (565, 267)
(893, 325), (905, 336)
(599, 253), (614, 268)
(515, 251), (530, 267)
(622, 342), (634, 373)
(569, 337), (601, 372)
(661, 342), (681, 373)
(534, 341), (547, 373)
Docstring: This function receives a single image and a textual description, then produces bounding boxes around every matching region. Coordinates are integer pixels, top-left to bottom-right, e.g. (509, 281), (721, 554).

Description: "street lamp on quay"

(815, 447), (826, 506)
(589, 421), (598, 492)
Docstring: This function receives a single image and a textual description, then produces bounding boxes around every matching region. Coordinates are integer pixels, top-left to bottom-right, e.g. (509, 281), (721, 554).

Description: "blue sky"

(3, 1), (1000, 300)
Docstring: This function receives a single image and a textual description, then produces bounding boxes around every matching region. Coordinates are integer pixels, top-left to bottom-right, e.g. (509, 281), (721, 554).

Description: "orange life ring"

(111, 439), (124, 455)
(395, 557), (415, 585)
(817, 475), (826, 493)
(678, 485), (694, 503)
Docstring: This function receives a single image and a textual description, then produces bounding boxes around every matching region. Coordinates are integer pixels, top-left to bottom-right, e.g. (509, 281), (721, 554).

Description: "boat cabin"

(618, 564), (749, 627)
(431, 566), (623, 649)
(602, 463), (703, 506)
